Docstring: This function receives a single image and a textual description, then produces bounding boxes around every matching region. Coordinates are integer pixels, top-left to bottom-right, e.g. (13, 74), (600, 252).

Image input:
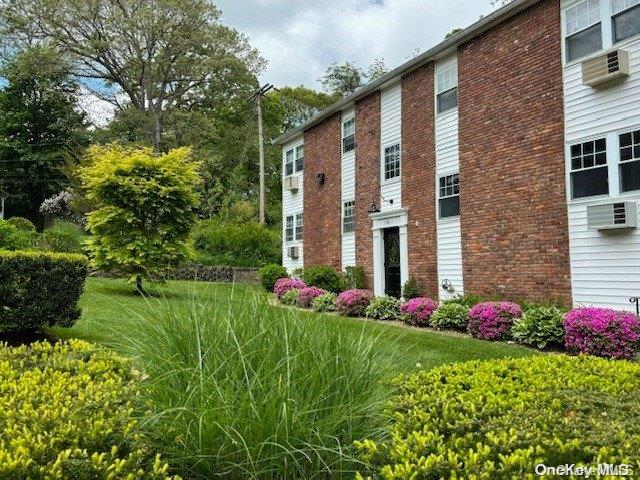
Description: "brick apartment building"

(276, 0), (640, 311)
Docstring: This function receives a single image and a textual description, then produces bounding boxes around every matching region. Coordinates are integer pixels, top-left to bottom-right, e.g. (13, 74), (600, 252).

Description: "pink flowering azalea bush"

(400, 298), (437, 327)
(297, 286), (327, 308)
(337, 289), (374, 317)
(274, 278), (306, 300)
(564, 307), (640, 359)
(468, 302), (522, 341)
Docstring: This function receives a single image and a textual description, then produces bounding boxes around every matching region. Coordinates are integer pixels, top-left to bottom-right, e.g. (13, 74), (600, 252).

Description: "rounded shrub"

(39, 220), (86, 253)
(430, 302), (469, 330)
(259, 263), (289, 292)
(297, 286), (327, 308)
(468, 301), (522, 341)
(6, 216), (36, 231)
(400, 297), (437, 327)
(337, 289), (374, 317)
(298, 265), (343, 293)
(273, 278), (306, 300)
(564, 307), (640, 359)
(342, 266), (366, 290)
(312, 292), (338, 313)
(0, 219), (36, 250)
(356, 355), (640, 479)
(365, 295), (401, 321)
(281, 289), (300, 306)
(401, 277), (421, 300)
(512, 305), (566, 349)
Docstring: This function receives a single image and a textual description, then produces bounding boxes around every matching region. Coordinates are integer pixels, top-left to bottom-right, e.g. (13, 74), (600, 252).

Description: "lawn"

(59, 277), (535, 375)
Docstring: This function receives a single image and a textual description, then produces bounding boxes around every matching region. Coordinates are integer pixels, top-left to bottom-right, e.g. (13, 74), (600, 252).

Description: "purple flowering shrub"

(400, 298), (437, 327)
(468, 302), (522, 341)
(274, 278), (306, 300)
(297, 286), (327, 308)
(337, 289), (374, 317)
(564, 307), (640, 359)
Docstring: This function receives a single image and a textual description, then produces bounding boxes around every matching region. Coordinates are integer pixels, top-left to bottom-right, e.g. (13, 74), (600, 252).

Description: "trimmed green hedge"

(357, 355), (640, 479)
(0, 250), (88, 333)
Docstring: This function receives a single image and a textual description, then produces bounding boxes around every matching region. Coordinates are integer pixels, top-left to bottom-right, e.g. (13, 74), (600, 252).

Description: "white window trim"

(381, 142), (402, 184)
(342, 117), (356, 155)
(284, 148), (294, 177)
(437, 173), (461, 220)
(295, 145), (304, 173)
(284, 215), (294, 243)
(435, 60), (459, 116)
(295, 212), (303, 241)
(342, 199), (356, 235)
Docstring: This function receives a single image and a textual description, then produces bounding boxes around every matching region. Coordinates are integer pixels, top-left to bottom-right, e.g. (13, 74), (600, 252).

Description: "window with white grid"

(564, 0), (603, 61)
(295, 145), (304, 172)
(343, 200), (355, 234)
(436, 65), (458, 114)
(295, 213), (303, 241)
(384, 144), (401, 180)
(285, 215), (294, 242)
(438, 174), (460, 218)
(620, 129), (640, 192)
(570, 138), (609, 198)
(611, 0), (640, 42)
(285, 149), (294, 176)
(342, 118), (355, 153)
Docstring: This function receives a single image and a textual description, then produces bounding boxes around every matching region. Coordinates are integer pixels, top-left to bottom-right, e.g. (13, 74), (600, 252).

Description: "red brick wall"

(354, 92), (381, 288)
(458, 0), (571, 303)
(402, 63), (439, 299)
(302, 114), (342, 270)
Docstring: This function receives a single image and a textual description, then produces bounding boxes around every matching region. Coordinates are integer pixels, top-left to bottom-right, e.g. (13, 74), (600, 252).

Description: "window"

(343, 200), (355, 234)
(565, 0), (603, 61)
(285, 149), (294, 176)
(285, 215), (294, 242)
(612, 0), (640, 43)
(439, 174), (460, 218)
(295, 145), (304, 172)
(384, 144), (401, 180)
(436, 65), (458, 114)
(570, 138), (609, 198)
(620, 129), (640, 192)
(342, 118), (355, 153)
(295, 213), (303, 241)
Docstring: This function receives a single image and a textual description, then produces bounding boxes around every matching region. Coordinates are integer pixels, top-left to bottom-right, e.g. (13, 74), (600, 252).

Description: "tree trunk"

(135, 275), (145, 295)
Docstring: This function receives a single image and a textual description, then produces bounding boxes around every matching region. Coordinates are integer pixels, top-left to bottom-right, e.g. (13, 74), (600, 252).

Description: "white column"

(372, 229), (384, 296)
(399, 225), (409, 289)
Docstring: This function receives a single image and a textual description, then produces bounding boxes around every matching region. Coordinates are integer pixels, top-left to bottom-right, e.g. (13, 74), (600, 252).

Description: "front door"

(383, 227), (401, 298)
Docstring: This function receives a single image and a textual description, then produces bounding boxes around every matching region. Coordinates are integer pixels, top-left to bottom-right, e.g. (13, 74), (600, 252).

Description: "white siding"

(282, 136), (304, 272)
(435, 55), (464, 301)
(561, 2), (640, 311)
(341, 108), (356, 269)
(380, 83), (402, 211)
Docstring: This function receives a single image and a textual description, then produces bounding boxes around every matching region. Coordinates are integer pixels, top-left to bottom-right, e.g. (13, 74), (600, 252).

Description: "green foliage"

(401, 277), (421, 300)
(6, 216), (36, 231)
(81, 144), (200, 286)
(259, 263), (288, 291)
(0, 219), (36, 250)
(342, 265), (366, 290)
(191, 219), (280, 268)
(297, 265), (343, 293)
(39, 220), (86, 253)
(0, 250), (87, 333)
(443, 293), (486, 308)
(519, 298), (568, 313)
(0, 340), (178, 479)
(312, 292), (338, 313)
(365, 295), (401, 321)
(430, 303), (470, 330)
(280, 288), (300, 306)
(512, 306), (566, 349)
(356, 355), (640, 479)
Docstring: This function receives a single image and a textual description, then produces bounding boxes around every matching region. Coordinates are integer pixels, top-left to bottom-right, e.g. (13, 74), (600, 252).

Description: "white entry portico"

(370, 208), (409, 297)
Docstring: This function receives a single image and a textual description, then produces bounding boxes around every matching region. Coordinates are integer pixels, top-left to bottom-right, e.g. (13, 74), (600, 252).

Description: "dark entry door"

(383, 227), (401, 298)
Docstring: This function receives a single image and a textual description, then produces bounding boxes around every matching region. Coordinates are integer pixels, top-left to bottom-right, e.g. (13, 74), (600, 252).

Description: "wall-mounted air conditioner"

(288, 246), (300, 259)
(284, 176), (300, 193)
(582, 49), (630, 87)
(587, 202), (638, 230)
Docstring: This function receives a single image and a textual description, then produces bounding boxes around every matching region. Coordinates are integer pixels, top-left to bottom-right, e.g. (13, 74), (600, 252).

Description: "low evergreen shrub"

(442, 293), (486, 308)
(512, 305), (566, 349)
(342, 266), (366, 290)
(39, 220), (86, 253)
(312, 292), (338, 312)
(337, 289), (374, 317)
(6, 216), (36, 231)
(365, 295), (401, 321)
(468, 301), (522, 341)
(430, 302), (469, 330)
(297, 265), (343, 293)
(0, 219), (36, 250)
(401, 277), (421, 300)
(259, 263), (288, 292)
(400, 297), (437, 327)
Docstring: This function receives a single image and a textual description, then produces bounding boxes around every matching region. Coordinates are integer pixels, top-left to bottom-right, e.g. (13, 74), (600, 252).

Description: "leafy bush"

(0, 250), (88, 333)
(401, 277), (421, 300)
(356, 355), (640, 479)
(280, 288), (300, 306)
(274, 277), (306, 299)
(468, 301), (522, 341)
(6, 216), (36, 231)
(564, 307), (640, 359)
(39, 220), (86, 253)
(312, 292), (338, 312)
(297, 265), (343, 293)
(259, 263), (288, 291)
(342, 266), (366, 290)
(337, 289), (374, 317)
(0, 340), (177, 479)
(442, 293), (485, 308)
(430, 302), (469, 330)
(0, 219), (36, 250)
(191, 219), (280, 268)
(400, 297), (437, 327)
(365, 295), (401, 321)
(297, 286), (326, 308)
(512, 305), (566, 349)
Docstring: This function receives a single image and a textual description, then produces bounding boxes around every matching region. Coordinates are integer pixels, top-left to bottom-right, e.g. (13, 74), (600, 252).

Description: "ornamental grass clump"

(468, 301), (522, 340)
(564, 307), (640, 359)
(430, 302), (469, 330)
(297, 286), (326, 308)
(365, 295), (401, 321)
(273, 277), (306, 299)
(400, 297), (437, 327)
(337, 289), (374, 317)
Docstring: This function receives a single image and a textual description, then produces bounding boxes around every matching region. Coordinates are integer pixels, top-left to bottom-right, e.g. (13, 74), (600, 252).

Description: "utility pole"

(249, 84), (274, 224)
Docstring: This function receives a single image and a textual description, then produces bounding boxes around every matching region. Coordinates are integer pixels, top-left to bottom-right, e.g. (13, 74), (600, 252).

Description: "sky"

(214, 0), (497, 89)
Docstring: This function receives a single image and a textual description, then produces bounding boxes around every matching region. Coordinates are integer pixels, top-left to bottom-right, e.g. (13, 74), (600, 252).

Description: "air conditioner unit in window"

(283, 176), (300, 192)
(582, 49), (630, 87)
(288, 246), (300, 259)
(587, 202), (638, 230)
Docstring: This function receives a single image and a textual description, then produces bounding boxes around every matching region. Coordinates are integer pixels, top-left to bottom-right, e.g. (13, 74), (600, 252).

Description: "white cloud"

(76, 85), (117, 129)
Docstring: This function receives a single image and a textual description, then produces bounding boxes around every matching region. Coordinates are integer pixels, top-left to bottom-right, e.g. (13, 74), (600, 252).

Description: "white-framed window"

(384, 143), (401, 180)
(295, 213), (303, 241)
(295, 145), (304, 172)
(285, 149), (294, 176)
(564, 0), (603, 62)
(285, 215), (294, 242)
(342, 118), (355, 153)
(612, 0), (640, 43)
(620, 129), (640, 192)
(342, 200), (355, 234)
(436, 64), (458, 114)
(438, 173), (460, 218)
(570, 138), (609, 198)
